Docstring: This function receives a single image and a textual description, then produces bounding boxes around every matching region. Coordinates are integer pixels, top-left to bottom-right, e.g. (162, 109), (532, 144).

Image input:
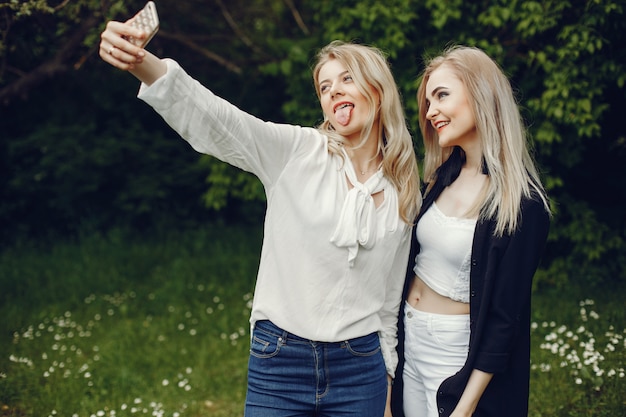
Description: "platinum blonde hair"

(416, 45), (549, 235)
(313, 40), (421, 223)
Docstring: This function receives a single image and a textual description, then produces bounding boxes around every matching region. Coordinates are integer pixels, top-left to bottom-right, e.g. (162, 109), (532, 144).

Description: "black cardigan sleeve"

(471, 196), (550, 373)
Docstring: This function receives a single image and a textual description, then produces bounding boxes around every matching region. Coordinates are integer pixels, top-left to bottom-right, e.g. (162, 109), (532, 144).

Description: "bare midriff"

(406, 275), (470, 315)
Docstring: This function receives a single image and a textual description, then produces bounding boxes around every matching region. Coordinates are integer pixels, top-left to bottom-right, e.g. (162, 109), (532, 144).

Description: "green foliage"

(0, 0), (625, 287)
(0, 0), (53, 16)
(198, 156), (265, 210)
(313, 0), (416, 52)
(0, 68), (211, 240)
(536, 197), (625, 289)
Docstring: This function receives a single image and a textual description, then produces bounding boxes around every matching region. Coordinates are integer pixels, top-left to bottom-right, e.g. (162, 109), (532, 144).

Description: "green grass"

(0, 225), (261, 417)
(1, 224), (624, 416)
(529, 286), (626, 416)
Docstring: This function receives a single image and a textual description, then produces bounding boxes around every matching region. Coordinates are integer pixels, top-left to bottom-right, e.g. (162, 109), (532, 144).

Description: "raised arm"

(99, 20), (166, 85)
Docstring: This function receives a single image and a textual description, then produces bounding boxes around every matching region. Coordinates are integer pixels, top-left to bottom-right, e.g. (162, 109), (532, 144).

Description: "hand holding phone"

(125, 1), (159, 48)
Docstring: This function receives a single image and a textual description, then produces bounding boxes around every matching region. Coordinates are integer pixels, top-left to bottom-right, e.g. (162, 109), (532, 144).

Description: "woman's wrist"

(129, 52), (167, 86)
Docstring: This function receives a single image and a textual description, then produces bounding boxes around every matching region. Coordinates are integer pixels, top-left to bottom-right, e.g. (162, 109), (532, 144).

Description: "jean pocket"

(431, 323), (470, 352)
(343, 333), (381, 357)
(249, 329), (282, 359)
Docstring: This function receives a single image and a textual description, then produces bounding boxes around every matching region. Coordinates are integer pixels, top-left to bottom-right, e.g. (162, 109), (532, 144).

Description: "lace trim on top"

(415, 203), (476, 303)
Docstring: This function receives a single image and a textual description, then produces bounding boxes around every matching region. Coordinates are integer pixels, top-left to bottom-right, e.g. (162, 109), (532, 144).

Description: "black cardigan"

(391, 174), (550, 417)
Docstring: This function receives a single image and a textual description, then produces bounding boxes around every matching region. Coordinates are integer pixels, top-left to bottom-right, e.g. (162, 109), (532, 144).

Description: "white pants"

(402, 301), (470, 417)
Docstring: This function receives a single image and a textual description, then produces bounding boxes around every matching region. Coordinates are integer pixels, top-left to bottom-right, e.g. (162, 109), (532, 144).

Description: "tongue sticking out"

(335, 104), (353, 126)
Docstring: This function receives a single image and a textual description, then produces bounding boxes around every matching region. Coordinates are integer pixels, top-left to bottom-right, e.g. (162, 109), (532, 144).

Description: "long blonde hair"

(416, 45), (549, 235)
(313, 41), (421, 223)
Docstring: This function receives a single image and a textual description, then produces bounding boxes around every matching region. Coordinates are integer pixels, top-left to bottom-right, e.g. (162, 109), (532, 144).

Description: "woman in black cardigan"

(391, 46), (551, 417)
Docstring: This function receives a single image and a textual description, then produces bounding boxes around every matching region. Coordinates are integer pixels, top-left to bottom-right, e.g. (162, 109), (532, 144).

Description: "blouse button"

(407, 311), (413, 319)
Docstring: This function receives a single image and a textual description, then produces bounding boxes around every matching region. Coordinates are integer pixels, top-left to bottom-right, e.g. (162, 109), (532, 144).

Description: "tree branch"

(216, 0), (265, 56)
(0, 15), (100, 105)
(156, 29), (242, 74)
(283, 0), (309, 35)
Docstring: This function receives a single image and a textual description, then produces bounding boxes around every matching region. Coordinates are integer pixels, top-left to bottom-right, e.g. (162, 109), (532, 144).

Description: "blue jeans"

(244, 320), (388, 417)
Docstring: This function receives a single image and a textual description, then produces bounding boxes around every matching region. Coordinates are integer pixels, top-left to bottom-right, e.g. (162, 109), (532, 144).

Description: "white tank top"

(413, 202), (476, 303)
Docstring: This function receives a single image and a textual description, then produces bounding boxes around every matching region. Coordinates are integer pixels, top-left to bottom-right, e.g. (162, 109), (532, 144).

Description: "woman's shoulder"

(516, 191), (551, 240)
(521, 189), (551, 217)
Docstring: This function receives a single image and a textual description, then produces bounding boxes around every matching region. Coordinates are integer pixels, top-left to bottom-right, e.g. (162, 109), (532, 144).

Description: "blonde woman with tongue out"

(100, 14), (420, 416)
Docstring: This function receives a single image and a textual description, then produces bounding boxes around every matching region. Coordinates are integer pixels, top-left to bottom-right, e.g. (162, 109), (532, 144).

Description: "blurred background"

(1, 0), (625, 295)
(1, 1), (625, 416)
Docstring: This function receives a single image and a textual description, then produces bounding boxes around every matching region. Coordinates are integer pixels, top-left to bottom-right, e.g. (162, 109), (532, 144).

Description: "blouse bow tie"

(330, 151), (388, 267)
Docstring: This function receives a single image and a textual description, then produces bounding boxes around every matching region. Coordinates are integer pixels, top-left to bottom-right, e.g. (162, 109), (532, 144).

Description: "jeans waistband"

(253, 320), (377, 345)
(404, 301), (470, 322)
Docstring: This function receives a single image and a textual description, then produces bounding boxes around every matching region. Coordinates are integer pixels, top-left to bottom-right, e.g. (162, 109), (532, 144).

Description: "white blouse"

(137, 59), (412, 374)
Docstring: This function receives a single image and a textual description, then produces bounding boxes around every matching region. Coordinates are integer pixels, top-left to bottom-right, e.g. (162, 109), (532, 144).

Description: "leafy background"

(1, 0), (625, 289)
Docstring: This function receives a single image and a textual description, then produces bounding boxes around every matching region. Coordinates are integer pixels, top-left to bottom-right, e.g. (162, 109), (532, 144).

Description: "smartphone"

(125, 1), (159, 48)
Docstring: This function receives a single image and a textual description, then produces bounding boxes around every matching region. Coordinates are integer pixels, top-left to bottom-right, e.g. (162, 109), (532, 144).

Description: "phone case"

(126, 1), (159, 48)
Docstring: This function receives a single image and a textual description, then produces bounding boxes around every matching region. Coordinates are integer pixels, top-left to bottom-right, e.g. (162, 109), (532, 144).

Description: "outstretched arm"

(99, 20), (166, 85)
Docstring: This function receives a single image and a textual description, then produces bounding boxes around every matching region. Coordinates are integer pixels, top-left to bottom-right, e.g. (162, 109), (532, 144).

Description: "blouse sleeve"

(137, 59), (317, 188)
(379, 225), (412, 375)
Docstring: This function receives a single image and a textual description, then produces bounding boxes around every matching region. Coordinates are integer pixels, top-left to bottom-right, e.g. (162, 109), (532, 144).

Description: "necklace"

(358, 161), (382, 175)
(345, 146), (382, 175)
